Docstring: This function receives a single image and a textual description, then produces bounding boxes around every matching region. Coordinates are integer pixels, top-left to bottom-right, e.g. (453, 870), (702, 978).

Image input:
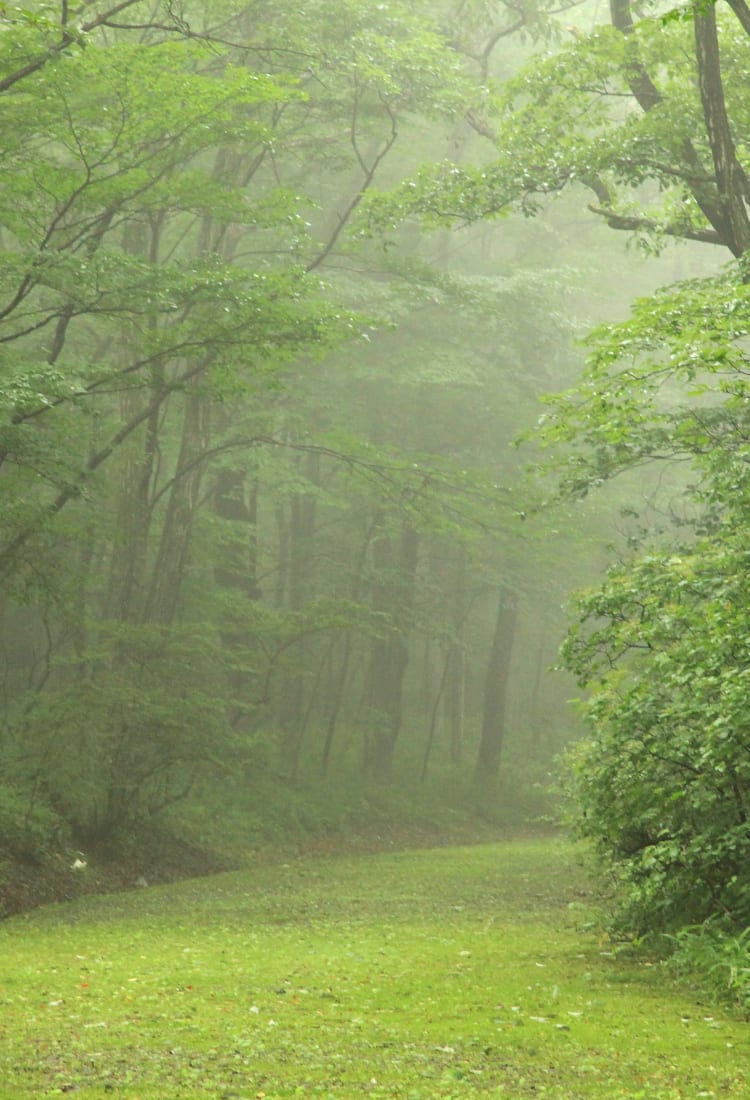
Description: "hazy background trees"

(373, 0), (750, 970)
(0, 0), (722, 929)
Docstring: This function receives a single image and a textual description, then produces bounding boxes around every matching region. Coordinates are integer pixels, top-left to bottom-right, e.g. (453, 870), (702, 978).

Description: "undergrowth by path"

(0, 817), (510, 918)
(0, 838), (747, 1099)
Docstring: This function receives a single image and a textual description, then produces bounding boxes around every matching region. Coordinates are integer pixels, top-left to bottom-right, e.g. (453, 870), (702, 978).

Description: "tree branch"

(0, 1), (148, 94)
(305, 93), (398, 273)
(0, 356), (209, 574)
(608, 0), (734, 251)
(608, 0), (662, 110)
(726, 0), (750, 37)
(587, 204), (725, 245)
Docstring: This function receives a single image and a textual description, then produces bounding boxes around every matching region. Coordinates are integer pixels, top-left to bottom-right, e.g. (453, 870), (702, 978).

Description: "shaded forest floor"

(0, 830), (231, 920)
(0, 815), (515, 919)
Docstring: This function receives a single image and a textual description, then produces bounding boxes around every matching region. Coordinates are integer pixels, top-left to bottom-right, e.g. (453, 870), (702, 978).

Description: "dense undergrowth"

(664, 924), (750, 1016)
(0, 765), (543, 918)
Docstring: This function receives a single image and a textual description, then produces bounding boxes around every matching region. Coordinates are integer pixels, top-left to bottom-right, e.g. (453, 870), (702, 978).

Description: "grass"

(0, 836), (747, 1099)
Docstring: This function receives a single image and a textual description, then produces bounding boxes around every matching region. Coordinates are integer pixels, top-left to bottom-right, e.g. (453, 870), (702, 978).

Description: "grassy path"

(0, 837), (746, 1098)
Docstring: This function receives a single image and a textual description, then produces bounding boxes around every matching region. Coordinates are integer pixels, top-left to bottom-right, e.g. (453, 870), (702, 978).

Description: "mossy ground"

(0, 837), (746, 1098)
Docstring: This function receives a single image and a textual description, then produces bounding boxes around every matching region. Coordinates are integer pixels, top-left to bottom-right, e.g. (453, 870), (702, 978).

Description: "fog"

(0, 0), (728, 905)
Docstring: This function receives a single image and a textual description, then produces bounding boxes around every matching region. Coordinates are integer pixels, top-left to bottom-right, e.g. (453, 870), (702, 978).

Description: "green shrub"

(0, 781), (66, 861)
(666, 924), (750, 1013)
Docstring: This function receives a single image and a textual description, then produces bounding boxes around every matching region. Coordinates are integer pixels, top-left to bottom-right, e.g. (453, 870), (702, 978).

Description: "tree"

(0, 3), (361, 840)
(426, 0), (750, 930)
(552, 266), (750, 933)
(532, 6), (750, 936)
(369, 0), (750, 258)
(0, 0), (597, 856)
(474, 588), (518, 783)
(366, 0), (750, 933)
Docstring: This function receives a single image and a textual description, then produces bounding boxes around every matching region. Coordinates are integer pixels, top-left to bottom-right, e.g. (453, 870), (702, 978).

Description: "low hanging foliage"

(564, 533), (750, 934)
(554, 262), (750, 936)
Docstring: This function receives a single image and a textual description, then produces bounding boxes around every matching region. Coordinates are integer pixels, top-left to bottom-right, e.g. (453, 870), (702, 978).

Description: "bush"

(0, 781), (66, 861)
(666, 924), (750, 1013)
(563, 540), (750, 937)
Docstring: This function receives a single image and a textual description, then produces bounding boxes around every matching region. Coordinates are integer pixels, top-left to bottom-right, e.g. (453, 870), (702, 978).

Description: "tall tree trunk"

(105, 379), (162, 622)
(213, 468), (260, 599)
(145, 389), (210, 626)
(474, 589), (518, 784)
(420, 646), (451, 782)
(446, 542), (468, 766)
(446, 635), (466, 766)
(363, 521), (420, 781)
(319, 514), (379, 775)
(105, 219), (164, 623)
(694, 6), (750, 258)
(278, 453), (319, 777)
(213, 467), (261, 729)
(528, 633), (550, 750)
(320, 632), (353, 776)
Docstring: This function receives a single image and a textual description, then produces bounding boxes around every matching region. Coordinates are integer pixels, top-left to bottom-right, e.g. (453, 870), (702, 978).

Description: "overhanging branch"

(587, 204), (724, 245)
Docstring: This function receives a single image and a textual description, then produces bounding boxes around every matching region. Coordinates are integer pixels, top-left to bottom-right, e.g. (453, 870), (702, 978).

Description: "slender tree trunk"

(474, 590), (518, 784)
(319, 515), (379, 775)
(275, 503), (289, 609)
(363, 521), (420, 781)
(213, 468), (260, 599)
(145, 389), (210, 626)
(446, 543), (468, 766)
(446, 635), (466, 766)
(528, 634), (550, 750)
(212, 466), (261, 728)
(420, 647), (451, 782)
(105, 219), (164, 623)
(278, 453), (319, 777)
(320, 632), (352, 776)
(105, 379), (162, 622)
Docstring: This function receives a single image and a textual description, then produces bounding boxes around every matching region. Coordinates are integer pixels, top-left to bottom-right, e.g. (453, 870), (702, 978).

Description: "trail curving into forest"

(0, 837), (746, 1098)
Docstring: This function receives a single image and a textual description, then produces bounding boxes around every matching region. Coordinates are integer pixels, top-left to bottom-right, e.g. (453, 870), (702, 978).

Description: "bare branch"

(306, 94), (399, 273)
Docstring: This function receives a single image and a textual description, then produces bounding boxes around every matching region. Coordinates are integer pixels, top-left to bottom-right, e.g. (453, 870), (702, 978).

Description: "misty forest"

(3, 0), (750, 1096)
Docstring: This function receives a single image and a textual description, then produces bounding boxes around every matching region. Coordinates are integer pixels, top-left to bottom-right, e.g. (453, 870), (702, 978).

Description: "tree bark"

(608, 0), (736, 249)
(319, 514), (379, 776)
(363, 520), (420, 780)
(278, 453), (319, 777)
(145, 390), (210, 626)
(105, 381), (162, 622)
(474, 590), (518, 783)
(694, 6), (750, 258)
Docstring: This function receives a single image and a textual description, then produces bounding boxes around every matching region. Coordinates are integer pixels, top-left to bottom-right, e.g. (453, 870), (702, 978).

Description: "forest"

(2, 0), (750, 996)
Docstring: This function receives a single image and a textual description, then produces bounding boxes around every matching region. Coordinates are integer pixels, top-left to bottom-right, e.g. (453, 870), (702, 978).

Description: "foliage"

(368, 2), (750, 257)
(0, 0), (596, 858)
(531, 260), (750, 497)
(563, 527), (750, 930)
(15, 623), (233, 841)
(364, 0), (750, 950)
(667, 923), (750, 1013)
(0, 781), (65, 862)
(540, 246), (750, 936)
